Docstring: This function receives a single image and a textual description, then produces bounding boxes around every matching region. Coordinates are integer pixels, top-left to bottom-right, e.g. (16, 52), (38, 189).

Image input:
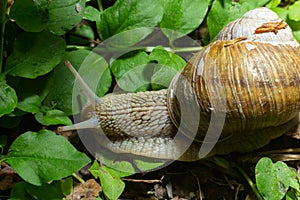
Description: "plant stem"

(0, 0), (8, 72)
(236, 165), (263, 200)
(66, 45), (93, 50)
(72, 173), (85, 184)
(173, 46), (203, 52)
(97, 0), (103, 12)
(69, 45), (203, 54)
(143, 46), (203, 53)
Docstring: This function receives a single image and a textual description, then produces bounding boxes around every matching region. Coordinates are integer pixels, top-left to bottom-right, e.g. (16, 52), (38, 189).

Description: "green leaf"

(97, 156), (136, 177)
(100, 27), (156, 51)
(5, 31), (65, 78)
(255, 157), (300, 200)
(89, 160), (100, 179)
(9, 0), (49, 32)
(255, 157), (285, 200)
(110, 51), (152, 92)
(35, 109), (72, 126)
(25, 183), (65, 200)
(47, 0), (85, 35)
(135, 159), (168, 172)
(10, 0), (85, 35)
(99, 166), (125, 200)
(6, 130), (90, 186)
(83, 6), (100, 21)
(274, 162), (300, 191)
(160, 0), (209, 41)
(10, 179), (73, 200)
(10, 182), (34, 200)
(59, 177), (73, 196)
(73, 24), (95, 40)
(272, 7), (289, 20)
(243, 0), (271, 10)
(149, 48), (185, 89)
(289, 1), (300, 21)
(97, 153), (168, 175)
(293, 30), (300, 43)
(207, 0), (270, 40)
(96, 0), (163, 41)
(0, 81), (17, 117)
(43, 50), (87, 115)
(43, 50), (110, 115)
(17, 94), (41, 114)
(89, 160), (126, 200)
(266, 0), (281, 8)
(78, 51), (112, 98)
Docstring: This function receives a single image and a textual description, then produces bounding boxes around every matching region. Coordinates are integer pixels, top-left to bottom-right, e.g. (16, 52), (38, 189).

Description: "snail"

(58, 7), (300, 161)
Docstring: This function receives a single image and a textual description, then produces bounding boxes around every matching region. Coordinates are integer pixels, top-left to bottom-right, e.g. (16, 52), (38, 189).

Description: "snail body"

(59, 8), (300, 161)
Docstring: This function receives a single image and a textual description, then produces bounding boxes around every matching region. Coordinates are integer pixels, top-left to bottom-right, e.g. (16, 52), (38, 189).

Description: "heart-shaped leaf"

(5, 32), (65, 78)
(6, 130), (90, 186)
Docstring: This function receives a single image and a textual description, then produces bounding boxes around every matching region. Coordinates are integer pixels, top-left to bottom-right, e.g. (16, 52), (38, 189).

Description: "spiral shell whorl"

(216, 7), (298, 45)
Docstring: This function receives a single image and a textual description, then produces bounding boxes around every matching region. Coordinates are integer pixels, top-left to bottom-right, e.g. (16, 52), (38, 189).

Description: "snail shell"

(59, 8), (300, 161)
(168, 7), (300, 144)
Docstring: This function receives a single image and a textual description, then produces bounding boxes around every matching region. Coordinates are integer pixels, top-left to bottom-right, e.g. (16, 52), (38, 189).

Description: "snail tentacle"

(64, 60), (103, 106)
(57, 117), (99, 132)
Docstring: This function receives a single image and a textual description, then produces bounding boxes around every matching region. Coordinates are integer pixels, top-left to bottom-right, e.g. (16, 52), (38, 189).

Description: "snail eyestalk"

(58, 61), (102, 133)
(64, 60), (102, 106)
(58, 117), (99, 132)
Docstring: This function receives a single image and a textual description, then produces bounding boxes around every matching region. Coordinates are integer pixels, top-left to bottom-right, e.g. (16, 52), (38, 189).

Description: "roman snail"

(58, 7), (300, 161)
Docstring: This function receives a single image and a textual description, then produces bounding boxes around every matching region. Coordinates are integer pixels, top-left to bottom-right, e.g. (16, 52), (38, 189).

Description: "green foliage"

(255, 157), (300, 200)
(16, 94), (41, 114)
(267, 0), (300, 40)
(149, 47), (186, 90)
(110, 48), (186, 92)
(9, 0), (49, 32)
(0, 0), (300, 199)
(160, 0), (209, 41)
(89, 154), (172, 199)
(10, 178), (73, 200)
(5, 130), (90, 186)
(111, 50), (152, 92)
(0, 77), (17, 117)
(10, 0), (85, 35)
(207, 0), (270, 40)
(35, 108), (72, 125)
(89, 160), (132, 200)
(288, 1), (300, 21)
(46, 0), (85, 35)
(5, 31), (65, 78)
(83, 6), (100, 22)
(96, 0), (164, 41)
(43, 50), (111, 115)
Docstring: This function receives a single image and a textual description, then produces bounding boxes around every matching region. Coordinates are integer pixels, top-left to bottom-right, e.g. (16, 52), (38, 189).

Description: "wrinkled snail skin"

(59, 7), (300, 161)
(80, 90), (201, 161)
